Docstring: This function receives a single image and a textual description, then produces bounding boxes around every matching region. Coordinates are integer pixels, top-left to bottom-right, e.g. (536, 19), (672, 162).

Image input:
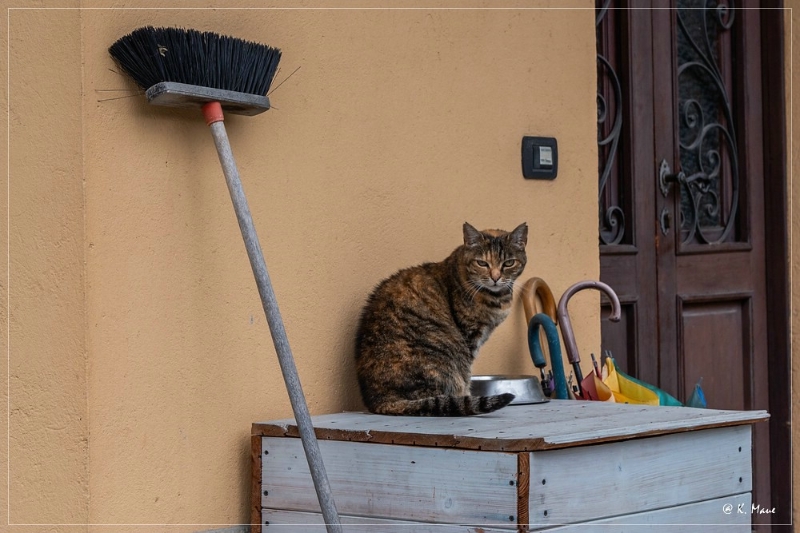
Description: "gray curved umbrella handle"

(204, 103), (342, 533)
(557, 280), (621, 396)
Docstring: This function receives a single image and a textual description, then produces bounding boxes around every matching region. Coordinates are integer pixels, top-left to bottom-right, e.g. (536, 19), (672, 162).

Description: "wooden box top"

(253, 400), (768, 452)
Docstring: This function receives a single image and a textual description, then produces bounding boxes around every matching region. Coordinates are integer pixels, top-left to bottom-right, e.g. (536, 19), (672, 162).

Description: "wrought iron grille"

(676, 0), (740, 244)
(597, 0), (627, 246)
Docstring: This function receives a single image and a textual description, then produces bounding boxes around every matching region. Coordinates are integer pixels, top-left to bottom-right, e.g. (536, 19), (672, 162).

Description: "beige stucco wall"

(3, 2), (600, 530)
(2, 4), (89, 531)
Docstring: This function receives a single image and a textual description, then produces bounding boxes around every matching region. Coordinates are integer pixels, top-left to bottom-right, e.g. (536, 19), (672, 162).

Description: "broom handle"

(203, 103), (342, 533)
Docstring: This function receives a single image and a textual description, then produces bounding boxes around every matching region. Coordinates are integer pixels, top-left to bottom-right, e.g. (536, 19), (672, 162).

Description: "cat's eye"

(475, 260), (489, 268)
(503, 259), (516, 268)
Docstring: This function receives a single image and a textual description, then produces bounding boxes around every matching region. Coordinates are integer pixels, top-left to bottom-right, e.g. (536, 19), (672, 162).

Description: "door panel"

(678, 295), (751, 410)
(599, 301), (637, 376)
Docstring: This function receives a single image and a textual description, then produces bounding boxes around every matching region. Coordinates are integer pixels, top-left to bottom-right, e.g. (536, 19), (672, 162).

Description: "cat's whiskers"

(468, 283), (483, 302)
(464, 279), (485, 302)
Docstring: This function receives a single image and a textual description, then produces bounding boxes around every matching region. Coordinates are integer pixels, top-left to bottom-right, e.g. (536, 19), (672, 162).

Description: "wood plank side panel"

(262, 494), (752, 533)
(517, 452), (530, 530)
(543, 493), (752, 532)
(252, 435), (263, 533)
(262, 438), (518, 526)
(261, 510), (517, 532)
(528, 426), (752, 528)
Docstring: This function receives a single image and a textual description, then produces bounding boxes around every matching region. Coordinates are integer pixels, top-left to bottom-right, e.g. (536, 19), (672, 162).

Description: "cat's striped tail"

(372, 393), (515, 416)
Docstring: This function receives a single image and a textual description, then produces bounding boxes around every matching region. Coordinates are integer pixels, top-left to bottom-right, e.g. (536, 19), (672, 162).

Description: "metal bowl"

(470, 374), (549, 405)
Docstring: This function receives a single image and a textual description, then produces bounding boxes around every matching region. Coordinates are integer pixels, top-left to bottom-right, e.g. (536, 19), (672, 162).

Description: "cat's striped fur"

(355, 222), (528, 416)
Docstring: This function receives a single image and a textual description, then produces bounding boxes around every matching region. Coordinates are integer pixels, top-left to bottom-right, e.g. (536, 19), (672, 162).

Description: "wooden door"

(597, 1), (789, 530)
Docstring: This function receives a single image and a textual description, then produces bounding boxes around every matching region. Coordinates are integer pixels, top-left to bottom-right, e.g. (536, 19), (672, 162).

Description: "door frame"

(758, 2), (790, 529)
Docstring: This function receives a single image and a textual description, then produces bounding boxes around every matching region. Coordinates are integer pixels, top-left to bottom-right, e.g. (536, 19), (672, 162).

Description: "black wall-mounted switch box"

(522, 136), (558, 180)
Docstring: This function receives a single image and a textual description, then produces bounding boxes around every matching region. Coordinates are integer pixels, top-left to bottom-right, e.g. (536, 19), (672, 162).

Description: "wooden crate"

(252, 401), (767, 532)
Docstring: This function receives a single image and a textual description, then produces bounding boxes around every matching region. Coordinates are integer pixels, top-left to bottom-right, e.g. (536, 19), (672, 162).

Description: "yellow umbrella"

(601, 358), (660, 405)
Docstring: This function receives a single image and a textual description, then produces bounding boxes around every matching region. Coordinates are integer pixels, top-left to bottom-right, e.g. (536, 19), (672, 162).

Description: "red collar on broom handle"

(110, 27), (342, 533)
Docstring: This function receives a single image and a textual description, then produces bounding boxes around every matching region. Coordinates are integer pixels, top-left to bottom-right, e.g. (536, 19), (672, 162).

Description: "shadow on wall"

(333, 307), (368, 413)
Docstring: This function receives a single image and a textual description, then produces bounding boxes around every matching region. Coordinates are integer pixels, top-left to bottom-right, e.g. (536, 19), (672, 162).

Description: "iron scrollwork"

(676, 0), (739, 245)
(597, 0), (626, 246)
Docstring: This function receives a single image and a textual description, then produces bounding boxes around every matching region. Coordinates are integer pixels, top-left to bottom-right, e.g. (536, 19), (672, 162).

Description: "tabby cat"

(355, 222), (528, 416)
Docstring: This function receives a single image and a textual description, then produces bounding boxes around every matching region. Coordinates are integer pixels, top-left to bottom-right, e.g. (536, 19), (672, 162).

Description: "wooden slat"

(542, 493), (752, 532)
(260, 509), (516, 531)
(252, 401), (768, 452)
(251, 434), (263, 533)
(262, 438), (518, 526)
(528, 426), (752, 527)
(262, 493), (751, 532)
(516, 452), (530, 529)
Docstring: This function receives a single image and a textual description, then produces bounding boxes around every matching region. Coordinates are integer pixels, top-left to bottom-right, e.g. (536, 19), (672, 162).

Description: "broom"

(109, 27), (342, 532)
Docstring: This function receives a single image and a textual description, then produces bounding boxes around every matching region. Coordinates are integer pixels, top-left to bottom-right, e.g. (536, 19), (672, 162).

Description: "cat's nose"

(490, 269), (502, 283)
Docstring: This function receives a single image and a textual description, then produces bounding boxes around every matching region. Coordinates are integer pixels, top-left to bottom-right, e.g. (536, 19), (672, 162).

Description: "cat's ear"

(510, 223), (528, 247)
(463, 222), (484, 247)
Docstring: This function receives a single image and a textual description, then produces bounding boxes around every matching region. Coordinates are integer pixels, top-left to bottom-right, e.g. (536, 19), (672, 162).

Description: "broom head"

(109, 26), (282, 116)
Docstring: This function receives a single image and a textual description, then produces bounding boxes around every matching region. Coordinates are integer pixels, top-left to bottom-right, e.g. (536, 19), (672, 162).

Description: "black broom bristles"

(109, 26), (282, 97)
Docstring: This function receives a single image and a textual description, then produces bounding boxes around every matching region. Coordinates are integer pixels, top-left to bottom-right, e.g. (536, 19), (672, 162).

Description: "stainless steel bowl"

(470, 374), (549, 405)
